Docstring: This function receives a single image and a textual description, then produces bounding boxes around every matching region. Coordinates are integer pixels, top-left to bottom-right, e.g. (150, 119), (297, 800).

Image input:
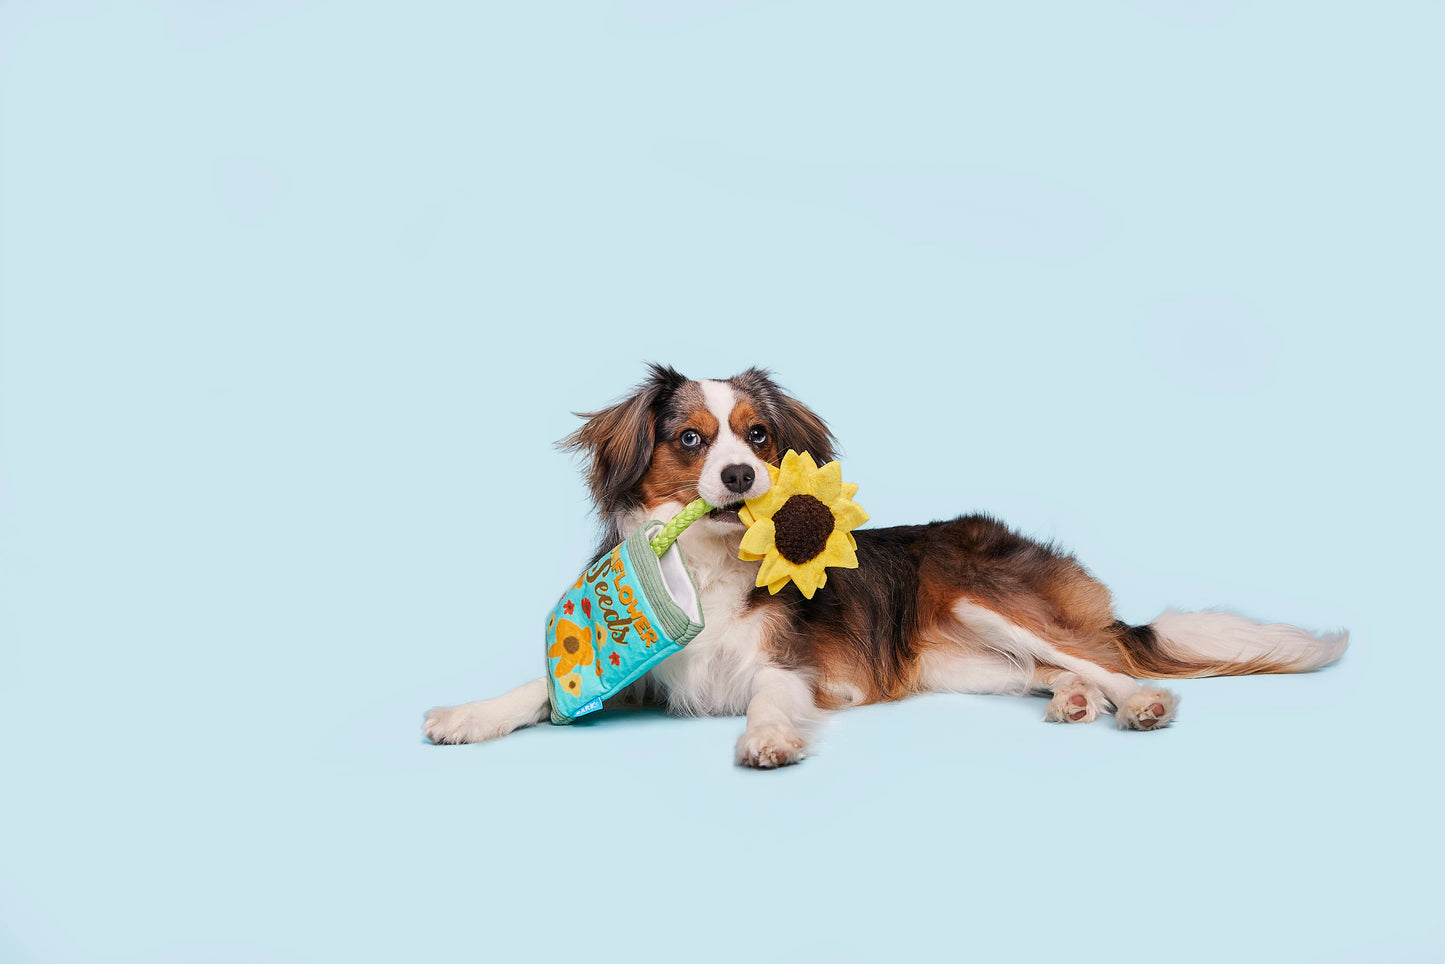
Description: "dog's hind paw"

(1116, 687), (1179, 731)
(735, 725), (806, 769)
(1044, 673), (1104, 723)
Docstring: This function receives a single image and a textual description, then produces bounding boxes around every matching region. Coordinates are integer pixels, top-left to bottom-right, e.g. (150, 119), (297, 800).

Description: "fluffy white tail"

(1120, 609), (1348, 679)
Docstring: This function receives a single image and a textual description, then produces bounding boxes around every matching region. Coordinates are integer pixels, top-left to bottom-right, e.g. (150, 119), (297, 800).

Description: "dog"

(423, 365), (1348, 767)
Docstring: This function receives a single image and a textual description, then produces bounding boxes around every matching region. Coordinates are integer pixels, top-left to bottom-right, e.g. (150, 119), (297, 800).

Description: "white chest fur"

(627, 506), (771, 717)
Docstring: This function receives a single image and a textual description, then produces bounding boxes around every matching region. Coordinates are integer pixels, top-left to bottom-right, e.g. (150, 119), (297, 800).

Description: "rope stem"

(649, 498), (712, 556)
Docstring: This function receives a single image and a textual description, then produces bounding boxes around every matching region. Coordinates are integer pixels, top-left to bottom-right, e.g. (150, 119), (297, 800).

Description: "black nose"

(721, 463), (755, 494)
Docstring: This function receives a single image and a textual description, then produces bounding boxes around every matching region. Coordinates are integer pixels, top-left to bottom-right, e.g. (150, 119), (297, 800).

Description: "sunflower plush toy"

(737, 450), (869, 598)
(544, 450), (867, 723)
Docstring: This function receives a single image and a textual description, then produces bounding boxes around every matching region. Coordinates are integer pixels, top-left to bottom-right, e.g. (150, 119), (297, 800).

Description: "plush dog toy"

(544, 451), (868, 723)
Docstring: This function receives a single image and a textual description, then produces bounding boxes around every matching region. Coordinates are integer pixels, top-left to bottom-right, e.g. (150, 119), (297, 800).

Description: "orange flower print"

(548, 618), (595, 677)
(560, 672), (584, 698)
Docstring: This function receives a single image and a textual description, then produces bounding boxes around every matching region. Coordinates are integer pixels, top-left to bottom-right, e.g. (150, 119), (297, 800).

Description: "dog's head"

(560, 365), (835, 531)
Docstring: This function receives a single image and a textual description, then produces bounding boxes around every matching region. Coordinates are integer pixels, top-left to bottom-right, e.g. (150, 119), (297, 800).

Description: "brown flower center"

(563, 635), (580, 654)
(771, 494), (835, 564)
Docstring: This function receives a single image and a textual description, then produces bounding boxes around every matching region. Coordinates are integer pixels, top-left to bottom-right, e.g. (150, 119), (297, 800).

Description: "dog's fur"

(424, 366), (1348, 767)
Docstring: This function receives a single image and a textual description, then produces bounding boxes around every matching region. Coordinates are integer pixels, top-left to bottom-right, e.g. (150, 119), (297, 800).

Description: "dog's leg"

(1036, 668), (1176, 729)
(424, 678), (550, 745)
(1029, 657), (1178, 730)
(1035, 665), (1178, 730)
(950, 600), (1180, 730)
(735, 666), (819, 769)
(916, 648), (1124, 725)
(916, 648), (1035, 697)
(1034, 662), (1178, 730)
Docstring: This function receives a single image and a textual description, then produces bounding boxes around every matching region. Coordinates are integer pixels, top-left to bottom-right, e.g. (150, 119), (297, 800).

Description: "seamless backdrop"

(1, 2), (1442, 963)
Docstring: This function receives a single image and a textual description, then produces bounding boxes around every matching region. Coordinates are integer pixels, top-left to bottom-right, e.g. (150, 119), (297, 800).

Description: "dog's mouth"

(708, 505), (745, 526)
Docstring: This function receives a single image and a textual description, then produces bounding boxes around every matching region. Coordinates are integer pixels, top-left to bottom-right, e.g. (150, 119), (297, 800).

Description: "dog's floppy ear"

(559, 364), (686, 515)
(732, 367), (837, 465)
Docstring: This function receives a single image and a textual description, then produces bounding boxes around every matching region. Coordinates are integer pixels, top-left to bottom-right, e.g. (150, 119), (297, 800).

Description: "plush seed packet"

(545, 521), (704, 724)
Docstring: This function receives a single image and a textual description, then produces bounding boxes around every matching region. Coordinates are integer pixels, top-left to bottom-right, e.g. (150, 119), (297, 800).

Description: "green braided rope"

(649, 498), (712, 556)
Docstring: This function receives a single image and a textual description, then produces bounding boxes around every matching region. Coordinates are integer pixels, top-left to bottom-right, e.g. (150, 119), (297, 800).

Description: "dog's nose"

(720, 463), (755, 495)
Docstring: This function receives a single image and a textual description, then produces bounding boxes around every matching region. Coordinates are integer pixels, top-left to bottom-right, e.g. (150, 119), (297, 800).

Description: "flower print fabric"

(544, 521), (704, 724)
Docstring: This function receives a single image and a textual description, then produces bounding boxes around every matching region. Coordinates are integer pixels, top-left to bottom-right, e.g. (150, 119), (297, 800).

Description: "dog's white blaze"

(695, 379), (770, 508)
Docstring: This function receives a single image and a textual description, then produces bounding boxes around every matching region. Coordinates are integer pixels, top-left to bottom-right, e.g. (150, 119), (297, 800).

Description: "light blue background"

(2, 2), (1441, 962)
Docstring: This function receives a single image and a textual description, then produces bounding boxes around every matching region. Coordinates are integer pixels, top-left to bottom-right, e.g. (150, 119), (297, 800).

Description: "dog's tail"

(1110, 609), (1348, 679)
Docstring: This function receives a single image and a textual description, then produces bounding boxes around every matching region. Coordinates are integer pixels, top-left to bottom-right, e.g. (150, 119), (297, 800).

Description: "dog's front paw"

(424, 702), (511, 745)
(735, 725), (806, 769)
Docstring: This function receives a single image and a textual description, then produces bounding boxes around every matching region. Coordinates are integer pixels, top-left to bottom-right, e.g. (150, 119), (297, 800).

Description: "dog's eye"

(680, 430), (702, 449)
(747, 425), (768, 447)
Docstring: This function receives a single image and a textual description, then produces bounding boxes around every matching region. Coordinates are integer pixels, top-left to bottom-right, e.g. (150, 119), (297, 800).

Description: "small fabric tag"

(573, 697), (604, 717)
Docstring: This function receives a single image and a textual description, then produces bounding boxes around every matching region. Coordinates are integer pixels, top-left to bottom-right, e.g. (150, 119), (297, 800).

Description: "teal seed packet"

(544, 520), (704, 724)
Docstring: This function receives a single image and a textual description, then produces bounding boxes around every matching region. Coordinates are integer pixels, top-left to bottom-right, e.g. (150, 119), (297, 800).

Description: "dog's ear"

(732, 367), (837, 465)
(559, 364), (686, 515)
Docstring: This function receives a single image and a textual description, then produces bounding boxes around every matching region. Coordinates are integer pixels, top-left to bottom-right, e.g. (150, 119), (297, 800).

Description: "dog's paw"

(1044, 673), (1104, 723)
(735, 725), (806, 769)
(423, 702), (514, 745)
(1115, 687), (1179, 731)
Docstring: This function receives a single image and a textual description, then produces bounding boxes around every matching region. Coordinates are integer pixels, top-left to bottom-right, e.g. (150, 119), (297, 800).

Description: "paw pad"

(1118, 690), (1178, 731)
(1046, 675), (1103, 724)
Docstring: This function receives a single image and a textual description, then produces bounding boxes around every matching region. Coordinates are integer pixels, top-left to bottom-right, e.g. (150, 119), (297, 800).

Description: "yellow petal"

(766, 576), (791, 595)
(846, 532), (857, 551)
(742, 462), (788, 519)
(774, 450), (807, 495)
(739, 517), (776, 557)
(792, 451), (823, 497)
(757, 456), (803, 508)
(831, 500), (870, 533)
(737, 504), (757, 527)
(813, 460), (843, 505)
(743, 493), (782, 520)
(790, 563), (821, 599)
(755, 552), (790, 588)
(841, 482), (859, 500)
(818, 530), (859, 569)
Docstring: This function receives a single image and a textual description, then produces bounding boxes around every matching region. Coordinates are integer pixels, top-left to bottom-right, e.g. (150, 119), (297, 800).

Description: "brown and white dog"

(423, 365), (1348, 767)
